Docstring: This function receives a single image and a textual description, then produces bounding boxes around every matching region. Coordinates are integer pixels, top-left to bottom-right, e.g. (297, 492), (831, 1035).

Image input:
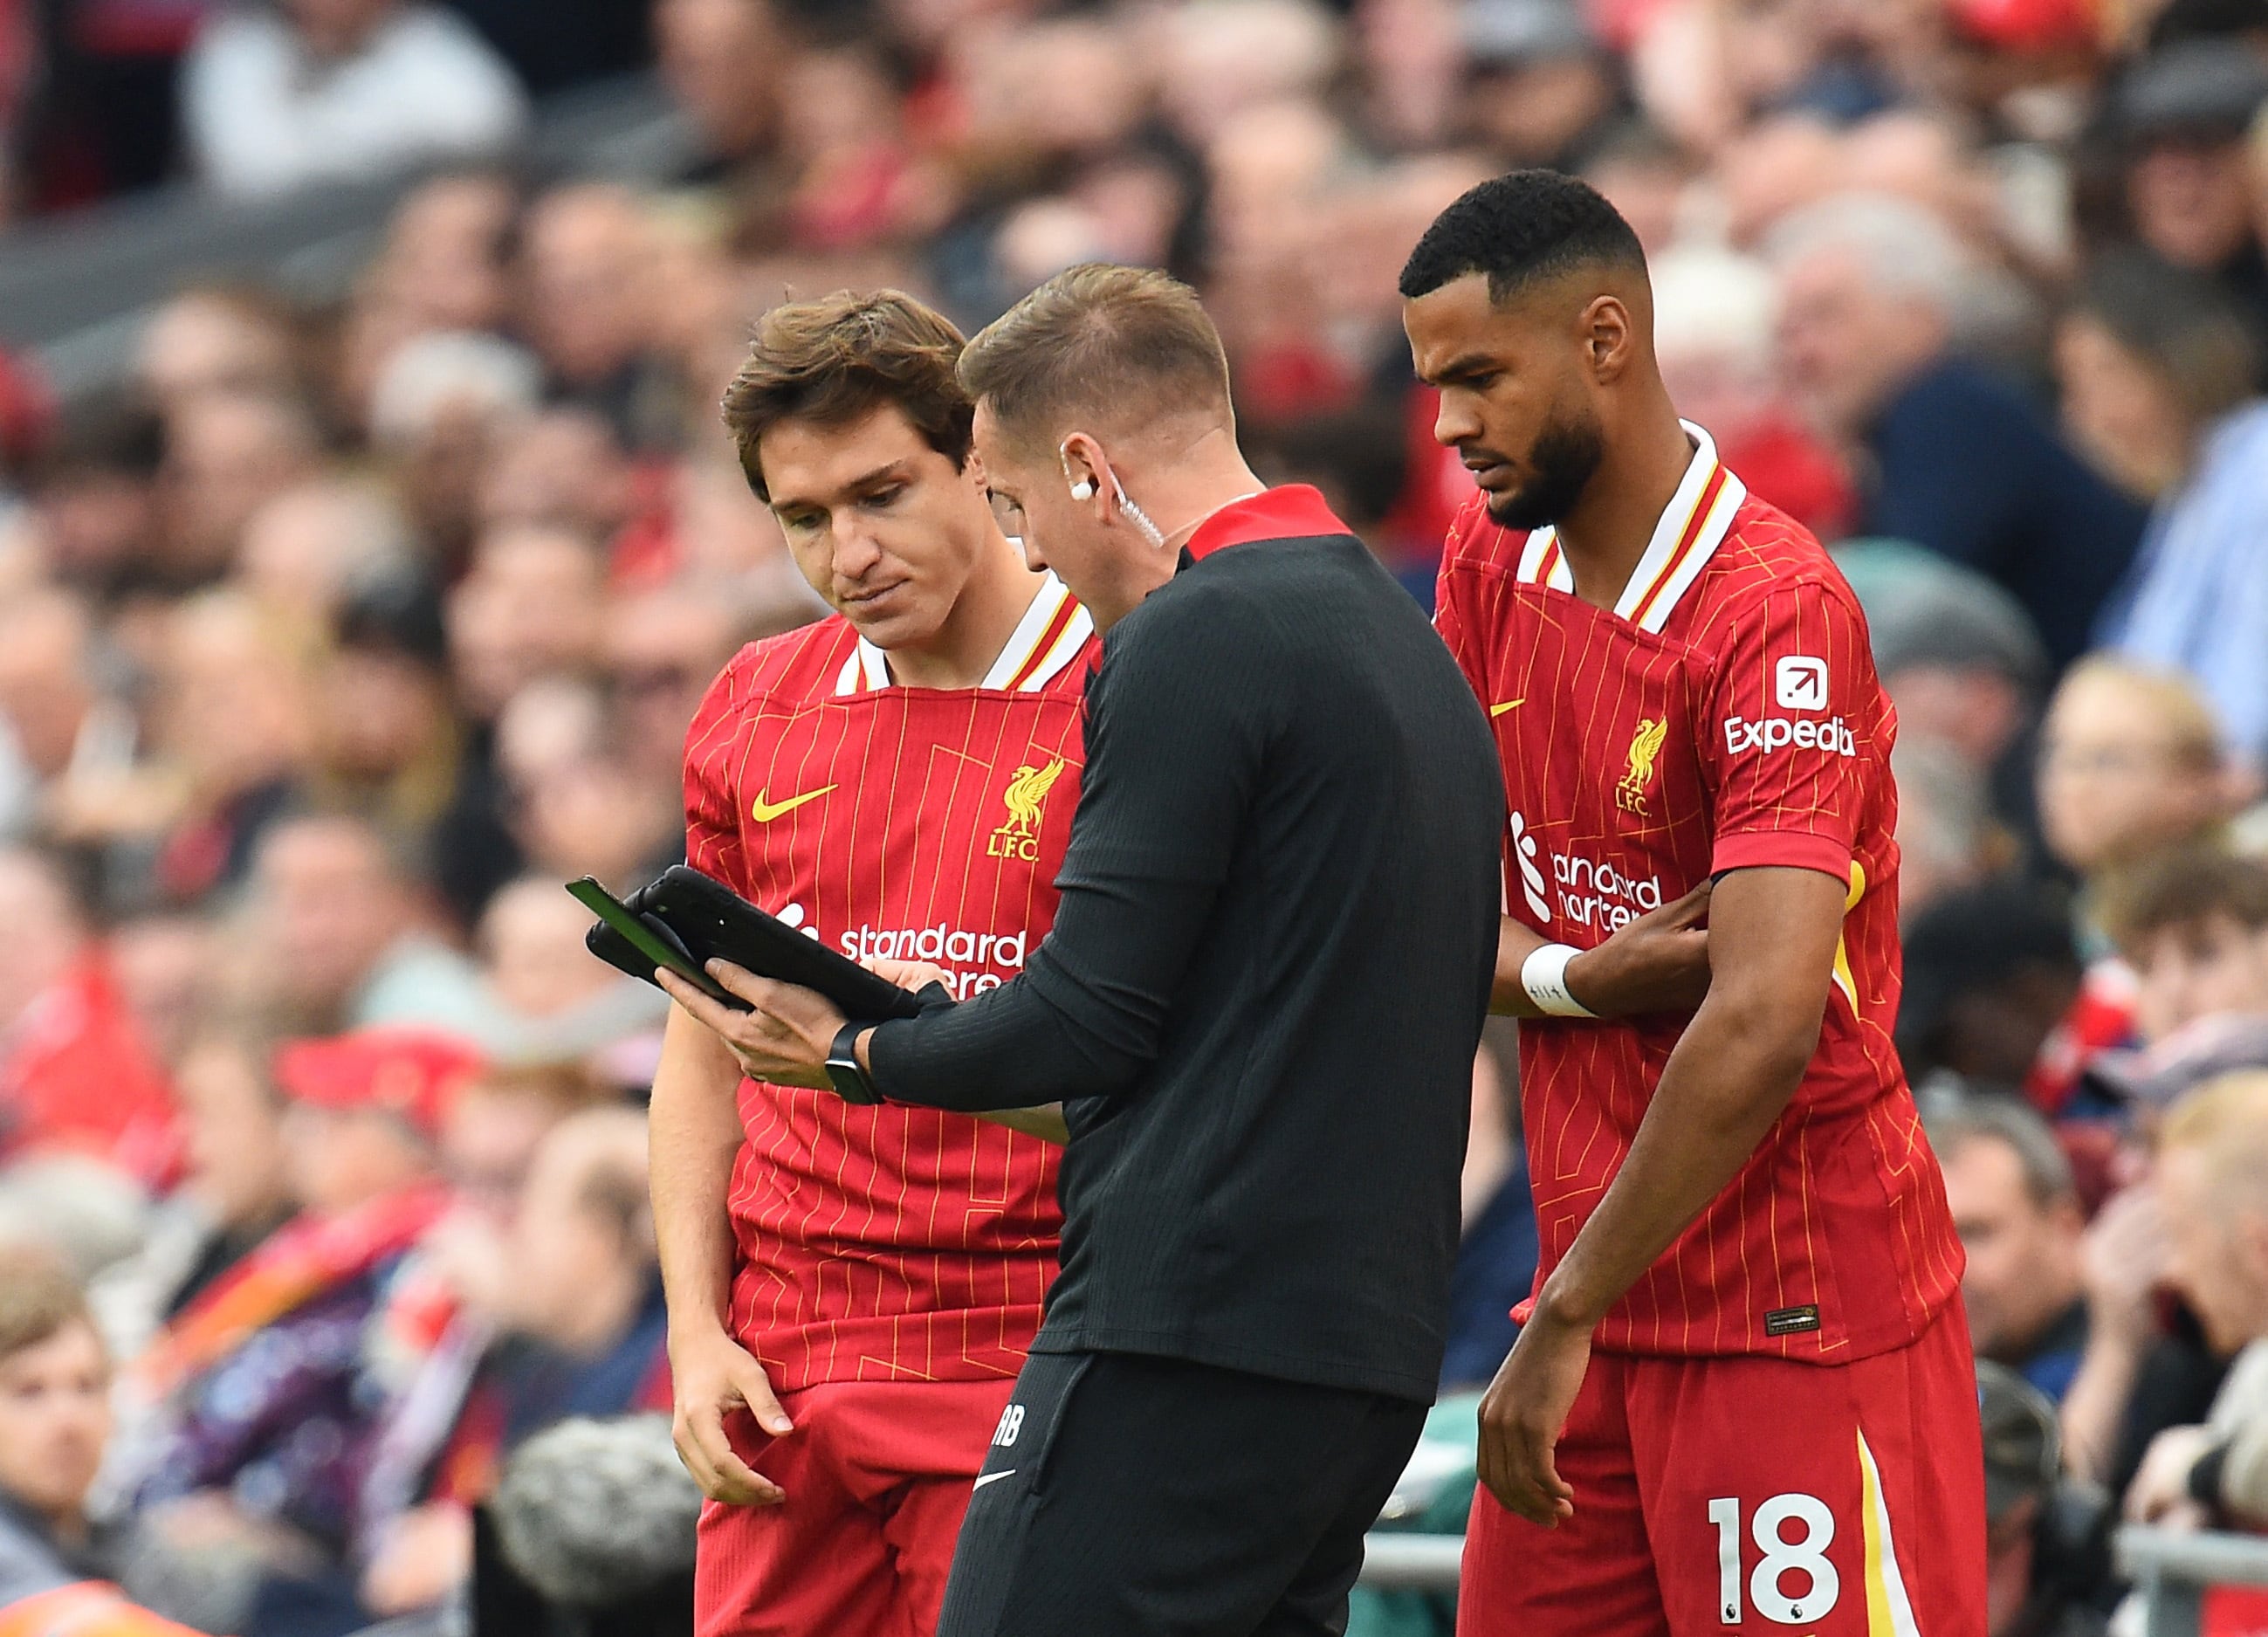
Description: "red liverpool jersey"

(682, 574), (1096, 1390)
(1434, 424), (1961, 1363)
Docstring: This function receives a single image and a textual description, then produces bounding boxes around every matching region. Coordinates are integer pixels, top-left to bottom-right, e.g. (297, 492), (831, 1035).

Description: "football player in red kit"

(1405, 175), (1986, 1636)
(647, 291), (1094, 1637)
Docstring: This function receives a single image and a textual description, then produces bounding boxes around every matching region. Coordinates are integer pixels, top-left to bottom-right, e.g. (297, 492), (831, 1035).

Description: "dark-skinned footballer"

(1405, 172), (1985, 1637)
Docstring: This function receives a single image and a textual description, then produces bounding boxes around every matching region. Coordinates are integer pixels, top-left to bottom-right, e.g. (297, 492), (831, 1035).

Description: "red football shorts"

(695, 1374), (1017, 1637)
(1460, 1300), (1986, 1637)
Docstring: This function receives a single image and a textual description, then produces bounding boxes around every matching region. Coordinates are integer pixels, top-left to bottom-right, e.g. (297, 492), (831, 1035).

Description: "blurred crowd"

(3, 0), (2268, 1634)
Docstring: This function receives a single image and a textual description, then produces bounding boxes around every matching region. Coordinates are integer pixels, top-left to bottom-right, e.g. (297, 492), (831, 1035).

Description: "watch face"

(825, 1057), (883, 1106)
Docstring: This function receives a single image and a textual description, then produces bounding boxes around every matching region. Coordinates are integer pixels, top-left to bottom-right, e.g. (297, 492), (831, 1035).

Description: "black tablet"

(639, 866), (928, 1022)
(569, 877), (742, 1008)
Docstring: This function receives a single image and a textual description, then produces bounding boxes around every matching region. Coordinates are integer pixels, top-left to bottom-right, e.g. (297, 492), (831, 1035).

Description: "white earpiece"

(1060, 442), (1165, 547)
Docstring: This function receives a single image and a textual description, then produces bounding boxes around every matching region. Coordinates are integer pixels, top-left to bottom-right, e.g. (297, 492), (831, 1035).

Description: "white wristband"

(1520, 943), (1597, 1019)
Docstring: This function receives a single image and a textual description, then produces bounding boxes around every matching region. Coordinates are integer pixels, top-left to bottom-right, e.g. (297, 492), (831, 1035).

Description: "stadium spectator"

(2065, 254), (2268, 768)
(473, 1413), (698, 1634)
(310, 574), (460, 852)
(244, 815), (485, 1038)
(2103, 846), (2268, 1046)
(180, 0), (528, 200)
(1648, 243), (1853, 538)
(2037, 658), (2233, 922)
(0, 587), (104, 840)
(1899, 877), (2087, 1103)
(1977, 1362), (2112, 1637)
(155, 391), (323, 594)
(357, 1086), (640, 1621)
(2124, 1071), (2268, 1530)
(1837, 537), (2048, 854)
(134, 591), (313, 903)
(1932, 1099), (2093, 1403)
(653, 0), (785, 183)
(113, 1029), (478, 1636)
(235, 482), (409, 629)
(366, 174), (523, 340)
(0, 846), (176, 1180)
(1894, 739), (2006, 924)
(1769, 192), (2149, 665)
(516, 187), (676, 452)
(0, 1248), (120, 1603)
(135, 289), (304, 419)
(2113, 42), (2268, 334)
(90, 1025), (293, 1368)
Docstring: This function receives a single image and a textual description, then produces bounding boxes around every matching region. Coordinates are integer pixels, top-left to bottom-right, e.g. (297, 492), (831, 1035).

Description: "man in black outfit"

(660, 264), (1506, 1636)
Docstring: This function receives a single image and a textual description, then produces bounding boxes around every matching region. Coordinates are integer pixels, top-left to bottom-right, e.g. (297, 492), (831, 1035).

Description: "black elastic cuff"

(911, 980), (958, 1014)
(2189, 1440), (2232, 1508)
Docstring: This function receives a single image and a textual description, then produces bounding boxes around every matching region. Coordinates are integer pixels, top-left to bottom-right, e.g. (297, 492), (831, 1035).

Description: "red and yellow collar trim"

(1513, 422), (1748, 635)
(836, 570), (1093, 696)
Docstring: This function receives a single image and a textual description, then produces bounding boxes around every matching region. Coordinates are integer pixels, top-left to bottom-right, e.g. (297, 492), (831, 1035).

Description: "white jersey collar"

(1513, 420), (1747, 634)
(835, 572), (1092, 696)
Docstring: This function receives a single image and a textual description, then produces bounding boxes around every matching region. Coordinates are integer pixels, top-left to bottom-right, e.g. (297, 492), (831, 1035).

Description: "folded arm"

(1476, 864), (1845, 1522)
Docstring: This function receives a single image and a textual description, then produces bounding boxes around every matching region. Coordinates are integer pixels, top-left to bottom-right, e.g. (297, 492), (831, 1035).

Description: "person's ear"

(1059, 432), (1106, 503)
(1583, 295), (1634, 383)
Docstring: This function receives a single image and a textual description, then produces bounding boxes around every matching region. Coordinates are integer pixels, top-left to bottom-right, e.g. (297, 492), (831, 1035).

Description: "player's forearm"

(1491, 918), (1551, 1017)
(649, 1009), (749, 1341)
(1488, 918), (1646, 1018)
(1535, 995), (1816, 1330)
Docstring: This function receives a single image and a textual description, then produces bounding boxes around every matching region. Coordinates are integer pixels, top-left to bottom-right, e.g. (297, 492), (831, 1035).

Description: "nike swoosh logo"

(751, 785), (836, 822)
(973, 1469), (1016, 1489)
(1490, 698), (1524, 718)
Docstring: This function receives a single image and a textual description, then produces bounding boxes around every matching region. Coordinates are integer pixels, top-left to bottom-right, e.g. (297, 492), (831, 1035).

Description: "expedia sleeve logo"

(987, 758), (1068, 863)
(1723, 715), (1857, 756)
(1725, 654), (1855, 755)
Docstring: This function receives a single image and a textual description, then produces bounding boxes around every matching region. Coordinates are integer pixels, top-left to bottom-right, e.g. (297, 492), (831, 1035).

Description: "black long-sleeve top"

(866, 493), (1504, 1401)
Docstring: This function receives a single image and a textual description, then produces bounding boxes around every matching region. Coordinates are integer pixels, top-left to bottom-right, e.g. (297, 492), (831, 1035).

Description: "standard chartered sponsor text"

(841, 922), (1027, 997)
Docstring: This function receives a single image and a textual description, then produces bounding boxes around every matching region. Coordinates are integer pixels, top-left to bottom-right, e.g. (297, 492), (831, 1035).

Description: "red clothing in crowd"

(0, 953), (176, 1184)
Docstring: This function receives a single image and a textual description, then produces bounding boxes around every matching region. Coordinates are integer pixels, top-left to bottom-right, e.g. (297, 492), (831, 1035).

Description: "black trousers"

(935, 1350), (1430, 1637)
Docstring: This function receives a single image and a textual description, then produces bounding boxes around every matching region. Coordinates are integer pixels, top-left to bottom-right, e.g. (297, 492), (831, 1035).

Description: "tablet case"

(581, 866), (929, 1023)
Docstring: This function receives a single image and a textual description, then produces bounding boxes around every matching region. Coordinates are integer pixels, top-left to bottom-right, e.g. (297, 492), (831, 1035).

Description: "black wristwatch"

(824, 1021), (883, 1106)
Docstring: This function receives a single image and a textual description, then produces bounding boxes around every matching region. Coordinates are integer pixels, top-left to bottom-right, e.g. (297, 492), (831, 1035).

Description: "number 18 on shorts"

(1458, 1308), (1987, 1637)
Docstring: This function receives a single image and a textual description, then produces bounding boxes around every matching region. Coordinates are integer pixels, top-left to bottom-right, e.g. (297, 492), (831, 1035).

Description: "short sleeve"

(1701, 581), (1882, 883)
(682, 653), (750, 886)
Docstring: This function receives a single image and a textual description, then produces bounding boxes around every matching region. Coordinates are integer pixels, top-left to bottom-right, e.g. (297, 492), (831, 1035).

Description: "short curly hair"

(721, 291), (974, 503)
(1399, 169), (1646, 304)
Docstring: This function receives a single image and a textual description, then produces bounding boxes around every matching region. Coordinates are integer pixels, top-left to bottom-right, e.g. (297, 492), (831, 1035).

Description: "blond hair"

(2160, 1070), (2268, 1208)
(2050, 656), (2223, 771)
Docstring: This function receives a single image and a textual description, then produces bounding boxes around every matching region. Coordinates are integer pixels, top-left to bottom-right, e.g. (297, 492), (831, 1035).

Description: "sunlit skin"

(0, 1319), (112, 1540)
(758, 406), (1045, 690)
(1402, 270), (1696, 613)
(972, 404), (1226, 630)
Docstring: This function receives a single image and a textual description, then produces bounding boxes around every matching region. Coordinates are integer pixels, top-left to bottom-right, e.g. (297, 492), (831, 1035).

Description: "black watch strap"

(824, 1021), (883, 1106)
